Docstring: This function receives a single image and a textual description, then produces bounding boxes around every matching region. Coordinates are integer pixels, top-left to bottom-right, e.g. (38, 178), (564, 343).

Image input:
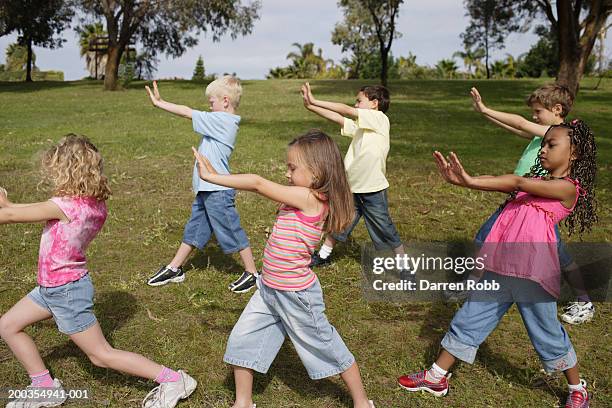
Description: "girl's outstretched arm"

(192, 148), (316, 212)
(0, 201), (68, 224)
(434, 152), (576, 204)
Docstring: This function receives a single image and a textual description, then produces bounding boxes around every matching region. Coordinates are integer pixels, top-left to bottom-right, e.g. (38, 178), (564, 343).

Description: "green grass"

(0, 78), (610, 407)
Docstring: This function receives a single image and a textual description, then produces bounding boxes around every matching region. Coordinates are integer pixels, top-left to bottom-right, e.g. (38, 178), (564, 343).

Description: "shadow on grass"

(184, 244), (244, 276)
(223, 343), (353, 407)
(43, 290), (150, 391)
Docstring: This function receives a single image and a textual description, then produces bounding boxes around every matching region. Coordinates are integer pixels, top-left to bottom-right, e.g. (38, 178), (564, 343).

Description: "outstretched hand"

(470, 87), (486, 113)
(145, 81), (162, 106)
(192, 147), (218, 180)
(301, 82), (315, 107)
(0, 187), (8, 208)
(433, 151), (473, 187)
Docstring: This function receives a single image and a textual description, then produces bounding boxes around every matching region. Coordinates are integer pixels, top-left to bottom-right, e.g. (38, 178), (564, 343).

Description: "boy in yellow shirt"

(301, 83), (406, 266)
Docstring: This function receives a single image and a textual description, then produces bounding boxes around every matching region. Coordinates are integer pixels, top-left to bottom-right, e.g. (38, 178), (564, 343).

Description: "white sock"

(568, 382), (585, 393)
(319, 244), (333, 259)
(167, 265), (178, 272)
(425, 363), (447, 382)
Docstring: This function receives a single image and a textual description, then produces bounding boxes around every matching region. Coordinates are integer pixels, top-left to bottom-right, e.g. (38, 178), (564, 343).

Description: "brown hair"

(40, 134), (111, 201)
(288, 129), (354, 234)
(360, 85), (390, 113)
(526, 84), (574, 118)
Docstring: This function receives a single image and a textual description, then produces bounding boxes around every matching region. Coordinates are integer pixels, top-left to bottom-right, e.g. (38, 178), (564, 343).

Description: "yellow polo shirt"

(341, 109), (390, 193)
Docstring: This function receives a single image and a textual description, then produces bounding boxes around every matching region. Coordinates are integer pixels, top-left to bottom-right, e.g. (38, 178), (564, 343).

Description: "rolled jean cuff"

(541, 347), (577, 373)
(440, 331), (478, 364)
(223, 356), (271, 374)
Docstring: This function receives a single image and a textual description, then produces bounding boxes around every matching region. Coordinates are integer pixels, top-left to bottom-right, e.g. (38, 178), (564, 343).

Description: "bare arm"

(434, 151), (576, 206)
(470, 87), (543, 137)
(192, 148), (319, 213)
(301, 83), (345, 126)
(303, 82), (357, 119)
(0, 200), (68, 224)
(145, 81), (193, 119)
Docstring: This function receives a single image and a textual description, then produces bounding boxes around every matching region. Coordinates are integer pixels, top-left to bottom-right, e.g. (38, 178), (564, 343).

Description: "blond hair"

(40, 134), (111, 201)
(526, 84), (574, 118)
(288, 130), (354, 234)
(205, 75), (242, 109)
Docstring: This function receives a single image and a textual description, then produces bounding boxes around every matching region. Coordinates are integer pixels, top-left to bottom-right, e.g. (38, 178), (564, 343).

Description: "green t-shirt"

(514, 136), (542, 176)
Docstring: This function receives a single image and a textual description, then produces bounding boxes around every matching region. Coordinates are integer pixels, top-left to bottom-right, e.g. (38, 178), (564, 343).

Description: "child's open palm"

(192, 147), (218, 180)
(0, 187), (8, 208)
(145, 81), (162, 106)
(433, 151), (472, 187)
(470, 87), (486, 113)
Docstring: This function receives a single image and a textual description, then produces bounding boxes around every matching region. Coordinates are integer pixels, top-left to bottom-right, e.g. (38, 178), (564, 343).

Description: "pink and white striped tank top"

(261, 204), (326, 291)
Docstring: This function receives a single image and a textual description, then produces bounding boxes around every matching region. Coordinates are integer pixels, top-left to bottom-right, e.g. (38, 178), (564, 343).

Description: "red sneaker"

(565, 380), (589, 408)
(398, 370), (449, 397)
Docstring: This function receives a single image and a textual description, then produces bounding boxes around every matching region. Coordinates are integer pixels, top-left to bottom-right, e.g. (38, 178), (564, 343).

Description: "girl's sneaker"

(565, 379), (589, 408)
(561, 302), (594, 325)
(398, 370), (449, 397)
(6, 378), (67, 407)
(229, 271), (257, 293)
(142, 370), (197, 408)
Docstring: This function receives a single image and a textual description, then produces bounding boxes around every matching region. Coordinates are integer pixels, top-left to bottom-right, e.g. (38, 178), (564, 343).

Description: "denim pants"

(441, 272), (577, 373)
(224, 277), (355, 379)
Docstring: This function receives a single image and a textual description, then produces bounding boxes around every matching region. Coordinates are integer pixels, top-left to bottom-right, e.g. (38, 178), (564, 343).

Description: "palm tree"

(453, 48), (485, 77)
(436, 59), (459, 79)
(286, 42), (331, 78)
(491, 60), (510, 78)
(78, 23), (107, 79)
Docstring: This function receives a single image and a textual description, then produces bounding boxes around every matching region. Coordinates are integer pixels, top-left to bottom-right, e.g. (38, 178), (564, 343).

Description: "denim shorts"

(333, 189), (402, 250)
(474, 207), (573, 268)
(183, 190), (249, 253)
(441, 271), (577, 373)
(28, 274), (97, 335)
(224, 277), (355, 379)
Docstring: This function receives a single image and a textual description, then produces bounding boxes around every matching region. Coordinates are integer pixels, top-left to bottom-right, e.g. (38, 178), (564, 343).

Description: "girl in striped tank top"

(193, 130), (375, 408)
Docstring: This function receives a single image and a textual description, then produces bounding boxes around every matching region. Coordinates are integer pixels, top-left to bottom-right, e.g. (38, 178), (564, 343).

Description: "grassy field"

(0, 78), (610, 407)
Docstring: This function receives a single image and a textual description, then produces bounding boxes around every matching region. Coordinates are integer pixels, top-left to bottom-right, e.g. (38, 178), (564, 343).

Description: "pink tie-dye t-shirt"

(38, 197), (107, 287)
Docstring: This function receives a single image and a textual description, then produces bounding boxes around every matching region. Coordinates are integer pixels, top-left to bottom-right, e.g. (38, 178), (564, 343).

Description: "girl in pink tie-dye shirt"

(0, 135), (195, 408)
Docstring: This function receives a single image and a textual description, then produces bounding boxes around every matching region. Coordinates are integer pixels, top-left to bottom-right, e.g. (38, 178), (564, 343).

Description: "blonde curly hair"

(40, 134), (111, 201)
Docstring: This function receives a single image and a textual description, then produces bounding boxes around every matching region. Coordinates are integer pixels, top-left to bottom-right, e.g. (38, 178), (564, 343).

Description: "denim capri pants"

(28, 274), (97, 335)
(441, 271), (577, 373)
(224, 277), (355, 379)
(183, 190), (249, 253)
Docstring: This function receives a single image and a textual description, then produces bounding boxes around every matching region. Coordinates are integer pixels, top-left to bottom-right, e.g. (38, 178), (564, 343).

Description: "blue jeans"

(224, 277), (355, 379)
(183, 190), (249, 253)
(474, 207), (573, 268)
(441, 272), (577, 373)
(28, 274), (97, 335)
(333, 189), (402, 250)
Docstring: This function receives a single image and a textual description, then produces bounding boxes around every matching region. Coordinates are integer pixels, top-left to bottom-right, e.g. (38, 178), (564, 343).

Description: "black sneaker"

(309, 253), (332, 268)
(147, 265), (185, 286)
(230, 271), (257, 293)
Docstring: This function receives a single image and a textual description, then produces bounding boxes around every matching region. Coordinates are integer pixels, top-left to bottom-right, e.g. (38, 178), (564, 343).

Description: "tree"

(517, 25), (559, 78)
(332, 0), (377, 79)
(435, 59), (459, 79)
(268, 42), (336, 79)
(5, 43), (35, 72)
(192, 55), (206, 81)
(77, 22), (107, 79)
(0, 0), (73, 82)
(453, 47), (485, 76)
(78, 1), (260, 90)
(358, 0), (403, 86)
(511, 0), (611, 94)
(461, 0), (521, 79)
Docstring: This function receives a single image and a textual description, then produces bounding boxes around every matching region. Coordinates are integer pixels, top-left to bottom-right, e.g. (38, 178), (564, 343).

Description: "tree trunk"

(103, 45), (123, 90)
(25, 37), (33, 82)
(380, 48), (388, 87)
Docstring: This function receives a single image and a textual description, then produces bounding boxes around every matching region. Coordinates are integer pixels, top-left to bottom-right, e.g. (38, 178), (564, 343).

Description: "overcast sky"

(1, 0), (609, 80)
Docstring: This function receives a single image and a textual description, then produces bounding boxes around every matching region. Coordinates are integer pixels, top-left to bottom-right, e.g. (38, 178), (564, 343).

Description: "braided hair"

(500, 120), (598, 235)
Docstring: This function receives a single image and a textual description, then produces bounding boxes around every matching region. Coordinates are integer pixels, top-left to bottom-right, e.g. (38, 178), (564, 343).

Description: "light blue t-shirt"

(192, 110), (240, 192)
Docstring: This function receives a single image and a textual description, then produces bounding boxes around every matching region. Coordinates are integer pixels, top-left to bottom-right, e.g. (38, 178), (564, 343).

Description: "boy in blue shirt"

(144, 76), (257, 293)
